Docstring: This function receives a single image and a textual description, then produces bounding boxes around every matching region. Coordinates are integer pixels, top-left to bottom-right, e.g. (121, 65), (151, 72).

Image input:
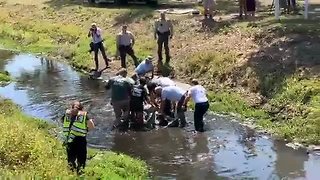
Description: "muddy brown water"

(0, 50), (320, 179)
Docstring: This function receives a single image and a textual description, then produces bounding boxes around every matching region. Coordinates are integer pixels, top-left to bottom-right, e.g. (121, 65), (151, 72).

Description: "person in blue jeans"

(183, 79), (209, 132)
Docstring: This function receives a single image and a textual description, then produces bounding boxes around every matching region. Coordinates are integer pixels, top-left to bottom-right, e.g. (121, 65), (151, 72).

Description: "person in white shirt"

(183, 79), (209, 132)
(155, 86), (187, 128)
(134, 56), (154, 78)
(116, 25), (139, 68)
(88, 23), (111, 70)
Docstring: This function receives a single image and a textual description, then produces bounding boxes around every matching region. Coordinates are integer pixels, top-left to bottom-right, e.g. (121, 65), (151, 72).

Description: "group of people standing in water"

(61, 11), (210, 174)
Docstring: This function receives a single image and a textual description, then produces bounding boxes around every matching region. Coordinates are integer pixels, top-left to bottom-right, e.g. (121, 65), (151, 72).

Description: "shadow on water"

(0, 50), (320, 179)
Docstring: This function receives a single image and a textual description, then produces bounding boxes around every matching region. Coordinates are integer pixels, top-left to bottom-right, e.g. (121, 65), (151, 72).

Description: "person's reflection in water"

(273, 140), (307, 179)
(111, 129), (195, 178)
(187, 133), (219, 180)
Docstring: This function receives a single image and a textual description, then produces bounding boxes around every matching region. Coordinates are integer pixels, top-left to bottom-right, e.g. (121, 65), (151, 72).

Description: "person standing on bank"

(183, 79), (209, 132)
(61, 101), (95, 174)
(88, 23), (111, 70)
(116, 25), (139, 68)
(154, 12), (173, 66)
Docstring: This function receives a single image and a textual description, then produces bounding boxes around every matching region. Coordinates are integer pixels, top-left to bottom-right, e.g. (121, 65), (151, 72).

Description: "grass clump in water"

(0, 71), (10, 82)
(0, 99), (149, 178)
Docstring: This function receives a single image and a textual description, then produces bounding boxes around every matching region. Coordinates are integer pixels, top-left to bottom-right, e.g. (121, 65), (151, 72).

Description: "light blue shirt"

(135, 60), (153, 75)
(161, 86), (186, 101)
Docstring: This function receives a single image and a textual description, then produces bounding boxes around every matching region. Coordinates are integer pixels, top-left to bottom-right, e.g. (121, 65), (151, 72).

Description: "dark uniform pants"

(66, 136), (87, 173)
(93, 41), (109, 70)
(157, 31), (170, 63)
(119, 45), (139, 68)
(194, 101), (209, 132)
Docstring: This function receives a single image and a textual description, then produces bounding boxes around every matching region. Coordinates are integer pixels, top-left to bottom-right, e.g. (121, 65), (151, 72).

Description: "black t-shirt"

(130, 84), (147, 104)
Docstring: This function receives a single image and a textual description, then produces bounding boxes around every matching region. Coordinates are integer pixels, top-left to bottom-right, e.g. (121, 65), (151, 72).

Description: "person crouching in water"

(183, 79), (209, 132)
(61, 101), (95, 174)
(131, 56), (154, 82)
(130, 77), (150, 130)
(155, 86), (187, 128)
(105, 68), (133, 129)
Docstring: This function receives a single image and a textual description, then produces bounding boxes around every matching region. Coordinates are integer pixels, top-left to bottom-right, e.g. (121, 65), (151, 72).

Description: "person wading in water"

(105, 68), (133, 129)
(183, 79), (209, 132)
(61, 101), (95, 174)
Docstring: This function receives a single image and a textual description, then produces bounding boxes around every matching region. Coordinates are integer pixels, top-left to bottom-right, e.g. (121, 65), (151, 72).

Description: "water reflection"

(0, 51), (320, 179)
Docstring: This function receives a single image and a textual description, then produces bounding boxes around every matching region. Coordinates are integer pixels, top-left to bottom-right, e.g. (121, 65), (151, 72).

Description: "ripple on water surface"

(0, 50), (320, 179)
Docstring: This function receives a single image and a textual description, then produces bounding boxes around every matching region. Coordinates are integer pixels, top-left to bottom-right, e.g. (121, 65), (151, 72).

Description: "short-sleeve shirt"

(131, 84), (147, 104)
(135, 60), (154, 76)
(161, 86), (186, 101)
(118, 31), (134, 46)
(151, 77), (175, 87)
(108, 76), (132, 102)
(188, 85), (208, 103)
(92, 28), (103, 44)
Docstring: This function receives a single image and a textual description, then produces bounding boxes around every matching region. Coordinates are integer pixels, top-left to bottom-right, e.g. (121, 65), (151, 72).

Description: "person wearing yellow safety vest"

(61, 101), (95, 174)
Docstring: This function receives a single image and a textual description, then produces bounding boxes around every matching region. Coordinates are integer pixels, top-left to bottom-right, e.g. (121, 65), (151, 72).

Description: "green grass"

(0, 99), (149, 178)
(0, 71), (10, 82)
(0, 5), (155, 71)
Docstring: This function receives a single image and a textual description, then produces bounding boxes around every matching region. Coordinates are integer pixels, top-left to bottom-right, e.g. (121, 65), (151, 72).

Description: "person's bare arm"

(150, 66), (154, 79)
(130, 32), (135, 47)
(169, 20), (173, 38)
(116, 34), (120, 47)
(154, 21), (158, 39)
(87, 119), (95, 131)
(159, 99), (165, 114)
(183, 90), (191, 107)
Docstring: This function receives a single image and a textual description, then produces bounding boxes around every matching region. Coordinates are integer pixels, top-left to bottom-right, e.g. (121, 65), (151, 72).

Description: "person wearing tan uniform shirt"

(154, 12), (173, 66)
(116, 25), (139, 68)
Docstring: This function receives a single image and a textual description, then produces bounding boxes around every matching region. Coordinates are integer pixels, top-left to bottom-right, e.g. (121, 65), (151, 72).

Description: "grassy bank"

(1, 0), (320, 145)
(0, 99), (148, 178)
(0, 1), (155, 71)
(183, 18), (320, 145)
